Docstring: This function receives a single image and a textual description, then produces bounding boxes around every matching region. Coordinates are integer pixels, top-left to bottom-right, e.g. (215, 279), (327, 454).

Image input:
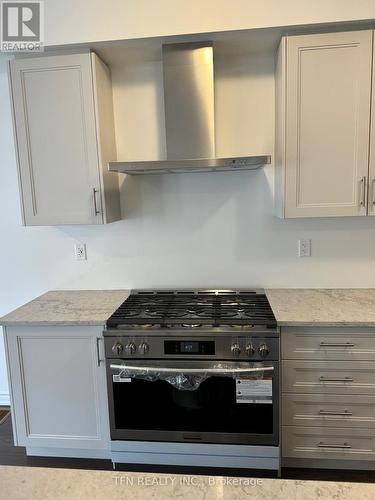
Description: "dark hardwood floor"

(0, 415), (112, 470)
(1, 414), (375, 482)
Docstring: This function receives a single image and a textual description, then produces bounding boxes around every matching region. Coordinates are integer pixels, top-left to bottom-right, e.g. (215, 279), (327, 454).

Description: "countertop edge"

(1, 320), (107, 327)
(277, 321), (375, 327)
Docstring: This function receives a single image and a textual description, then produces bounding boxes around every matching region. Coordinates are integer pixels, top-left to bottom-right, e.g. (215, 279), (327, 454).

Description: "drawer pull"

(319, 342), (355, 348)
(318, 442), (351, 449)
(319, 410), (353, 416)
(319, 376), (353, 382)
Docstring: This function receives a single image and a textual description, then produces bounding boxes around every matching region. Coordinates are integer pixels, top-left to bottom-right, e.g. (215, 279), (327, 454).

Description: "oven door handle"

(109, 364), (274, 376)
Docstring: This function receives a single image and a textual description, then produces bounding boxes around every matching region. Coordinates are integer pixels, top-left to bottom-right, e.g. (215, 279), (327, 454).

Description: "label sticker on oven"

(235, 376), (272, 404)
(113, 375), (131, 383)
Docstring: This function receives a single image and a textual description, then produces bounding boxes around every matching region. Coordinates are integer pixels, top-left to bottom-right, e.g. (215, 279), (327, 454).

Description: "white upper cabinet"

(9, 52), (121, 225)
(276, 30), (373, 218)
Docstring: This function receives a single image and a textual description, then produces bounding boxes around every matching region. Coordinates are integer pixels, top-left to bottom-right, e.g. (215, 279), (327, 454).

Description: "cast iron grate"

(107, 291), (276, 328)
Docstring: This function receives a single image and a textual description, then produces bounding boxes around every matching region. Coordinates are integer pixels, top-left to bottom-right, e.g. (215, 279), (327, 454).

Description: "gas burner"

(221, 309), (245, 318)
(144, 309), (162, 317)
(116, 323), (159, 330)
(228, 324), (255, 329)
(123, 310), (140, 317)
(220, 308), (257, 319)
(185, 308), (206, 317)
(222, 300), (257, 307)
(142, 301), (165, 307)
(183, 300), (212, 307)
(168, 308), (207, 319)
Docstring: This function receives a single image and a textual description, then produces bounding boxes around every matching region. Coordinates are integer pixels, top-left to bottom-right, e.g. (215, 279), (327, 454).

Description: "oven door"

(107, 360), (279, 446)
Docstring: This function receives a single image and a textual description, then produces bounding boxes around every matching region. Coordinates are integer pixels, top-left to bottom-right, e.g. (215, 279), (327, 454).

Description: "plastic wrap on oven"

(115, 362), (271, 391)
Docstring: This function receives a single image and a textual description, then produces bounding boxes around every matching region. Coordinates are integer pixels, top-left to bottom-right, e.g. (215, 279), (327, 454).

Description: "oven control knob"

(231, 343), (241, 357)
(125, 342), (136, 355)
(112, 342), (124, 356)
(139, 342), (149, 355)
(258, 343), (269, 358)
(245, 344), (255, 356)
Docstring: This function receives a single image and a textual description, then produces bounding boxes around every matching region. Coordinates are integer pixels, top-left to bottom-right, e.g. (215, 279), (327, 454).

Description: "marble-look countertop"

(1, 466), (375, 500)
(2, 288), (375, 328)
(0, 290), (129, 326)
(266, 288), (375, 326)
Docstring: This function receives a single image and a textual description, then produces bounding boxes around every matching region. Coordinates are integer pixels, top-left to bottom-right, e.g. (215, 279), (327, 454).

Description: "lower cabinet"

(283, 427), (375, 461)
(281, 327), (375, 468)
(283, 393), (375, 428)
(4, 326), (110, 453)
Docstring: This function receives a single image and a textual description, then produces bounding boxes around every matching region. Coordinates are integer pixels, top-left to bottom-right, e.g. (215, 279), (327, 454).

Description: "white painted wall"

(44, 0), (375, 46)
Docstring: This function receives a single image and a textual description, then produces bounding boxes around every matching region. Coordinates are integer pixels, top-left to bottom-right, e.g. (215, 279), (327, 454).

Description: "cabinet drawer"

(283, 394), (375, 428)
(282, 360), (375, 395)
(282, 328), (375, 361)
(282, 426), (375, 460)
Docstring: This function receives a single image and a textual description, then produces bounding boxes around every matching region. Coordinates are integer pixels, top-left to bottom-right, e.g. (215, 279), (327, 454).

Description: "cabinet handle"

(319, 376), (353, 382)
(319, 342), (354, 348)
(96, 337), (104, 366)
(318, 442), (351, 449)
(372, 178), (375, 206)
(319, 410), (353, 416)
(360, 176), (367, 207)
(93, 188), (100, 215)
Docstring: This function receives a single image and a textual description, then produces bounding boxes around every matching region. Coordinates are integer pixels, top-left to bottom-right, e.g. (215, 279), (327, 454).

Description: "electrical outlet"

(298, 239), (311, 258)
(74, 243), (87, 261)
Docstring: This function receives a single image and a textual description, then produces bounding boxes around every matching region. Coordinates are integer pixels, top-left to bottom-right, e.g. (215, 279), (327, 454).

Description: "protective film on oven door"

(107, 360), (279, 445)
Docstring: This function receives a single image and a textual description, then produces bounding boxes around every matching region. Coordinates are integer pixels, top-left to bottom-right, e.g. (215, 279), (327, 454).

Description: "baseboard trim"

(0, 392), (10, 406)
(111, 442), (280, 470)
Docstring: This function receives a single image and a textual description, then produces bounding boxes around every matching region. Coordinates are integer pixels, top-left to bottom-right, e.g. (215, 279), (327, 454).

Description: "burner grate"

(106, 291), (276, 329)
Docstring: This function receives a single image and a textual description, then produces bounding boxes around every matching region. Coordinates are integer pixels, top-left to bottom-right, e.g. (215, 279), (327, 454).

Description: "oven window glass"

(112, 375), (274, 435)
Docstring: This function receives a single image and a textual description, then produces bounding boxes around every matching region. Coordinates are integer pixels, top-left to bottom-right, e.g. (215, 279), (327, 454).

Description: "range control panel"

(164, 340), (215, 355)
(105, 336), (279, 361)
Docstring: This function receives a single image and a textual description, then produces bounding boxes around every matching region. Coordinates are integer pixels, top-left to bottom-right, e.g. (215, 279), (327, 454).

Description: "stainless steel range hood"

(109, 42), (271, 175)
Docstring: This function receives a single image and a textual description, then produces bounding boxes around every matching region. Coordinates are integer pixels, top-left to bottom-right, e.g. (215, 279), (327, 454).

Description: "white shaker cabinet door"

(9, 53), (105, 225)
(4, 326), (109, 451)
(280, 30), (372, 218)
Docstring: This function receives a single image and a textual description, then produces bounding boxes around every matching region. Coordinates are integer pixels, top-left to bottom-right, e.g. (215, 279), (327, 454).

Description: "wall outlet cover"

(298, 239), (311, 258)
(74, 243), (87, 261)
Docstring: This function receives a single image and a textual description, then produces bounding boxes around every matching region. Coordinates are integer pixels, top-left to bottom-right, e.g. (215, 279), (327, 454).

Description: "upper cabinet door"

(281, 31), (373, 218)
(9, 53), (119, 225)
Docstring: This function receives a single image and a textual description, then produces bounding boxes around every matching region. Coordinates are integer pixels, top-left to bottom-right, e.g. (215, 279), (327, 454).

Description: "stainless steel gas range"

(104, 289), (280, 471)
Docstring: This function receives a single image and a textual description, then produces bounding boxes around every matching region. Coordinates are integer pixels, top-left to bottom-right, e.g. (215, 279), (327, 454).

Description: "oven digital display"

(180, 341), (199, 353)
(164, 340), (215, 355)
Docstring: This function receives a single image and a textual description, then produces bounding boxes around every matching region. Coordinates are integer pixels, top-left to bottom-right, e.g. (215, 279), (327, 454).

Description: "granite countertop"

(2, 288), (375, 328)
(0, 290), (129, 326)
(266, 288), (375, 327)
(1, 466), (375, 500)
